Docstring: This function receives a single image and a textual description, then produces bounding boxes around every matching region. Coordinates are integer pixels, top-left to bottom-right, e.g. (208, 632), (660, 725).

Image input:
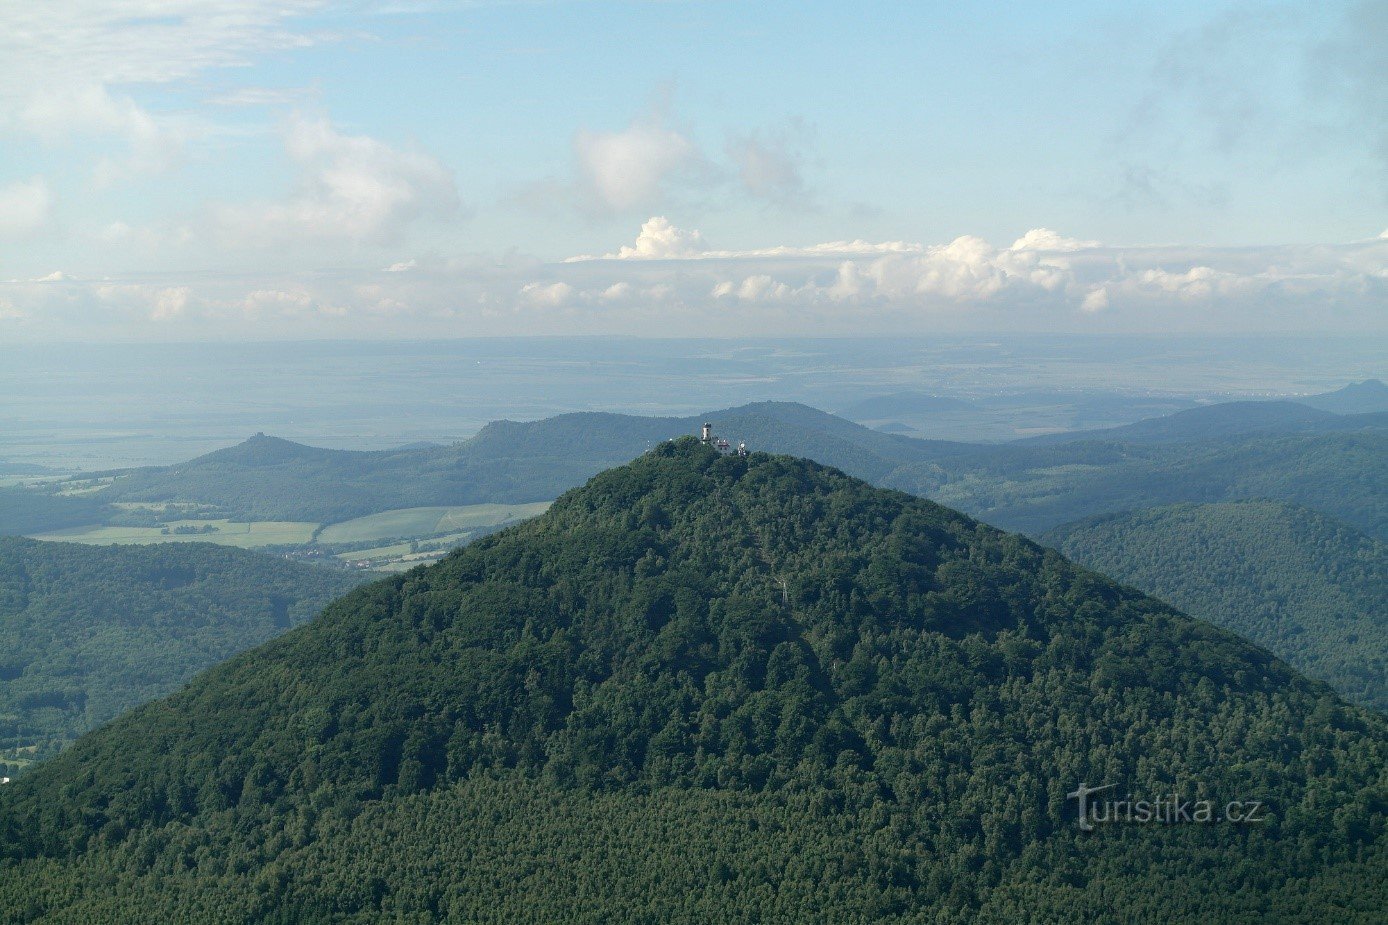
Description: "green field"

(31, 519), (320, 548)
(317, 503), (551, 545)
(26, 502), (552, 560)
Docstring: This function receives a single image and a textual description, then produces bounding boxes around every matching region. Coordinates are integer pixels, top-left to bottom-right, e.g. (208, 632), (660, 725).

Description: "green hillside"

(0, 538), (361, 768)
(1, 442), (1383, 922)
(1043, 501), (1388, 712)
(895, 428), (1388, 539)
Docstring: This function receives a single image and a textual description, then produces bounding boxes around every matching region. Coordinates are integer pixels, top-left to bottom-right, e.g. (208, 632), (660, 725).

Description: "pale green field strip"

(335, 541), (415, 561)
(31, 519), (319, 548)
(317, 502), (552, 545)
(53, 481), (114, 497)
(0, 474), (70, 489)
(27, 502), (552, 552)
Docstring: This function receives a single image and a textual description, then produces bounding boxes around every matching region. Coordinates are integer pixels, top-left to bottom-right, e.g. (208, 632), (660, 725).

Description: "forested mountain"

(0, 538), (361, 768)
(1298, 379), (1388, 415)
(2, 442), (1383, 922)
(1044, 501), (1388, 712)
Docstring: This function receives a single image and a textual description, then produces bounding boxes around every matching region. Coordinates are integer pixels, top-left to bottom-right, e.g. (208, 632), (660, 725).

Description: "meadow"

(317, 502), (551, 545)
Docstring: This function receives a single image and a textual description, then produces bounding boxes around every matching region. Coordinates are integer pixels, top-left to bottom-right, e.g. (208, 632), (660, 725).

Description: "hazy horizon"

(3, 333), (1380, 471)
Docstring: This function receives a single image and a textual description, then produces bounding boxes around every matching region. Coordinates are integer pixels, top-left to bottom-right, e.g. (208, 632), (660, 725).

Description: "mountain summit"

(1, 439), (1384, 922)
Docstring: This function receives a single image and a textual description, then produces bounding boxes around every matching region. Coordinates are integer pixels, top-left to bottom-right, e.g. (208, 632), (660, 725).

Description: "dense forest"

(0, 538), (361, 768)
(1, 441), (1383, 922)
(1044, 500), (1387, 712)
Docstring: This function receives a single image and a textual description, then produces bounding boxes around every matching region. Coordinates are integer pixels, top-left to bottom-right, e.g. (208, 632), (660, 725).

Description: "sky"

(0, 0), (1385, 340)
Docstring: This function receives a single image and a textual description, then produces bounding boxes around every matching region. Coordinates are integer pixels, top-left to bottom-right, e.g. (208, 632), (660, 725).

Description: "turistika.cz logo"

(1067, 783), (1268, 832)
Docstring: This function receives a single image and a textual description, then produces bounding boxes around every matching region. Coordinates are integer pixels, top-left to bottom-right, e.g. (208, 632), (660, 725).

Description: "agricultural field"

(31, 519), (320, 549)
(317, 503), (551, 545)
(25, 503), (553, 572)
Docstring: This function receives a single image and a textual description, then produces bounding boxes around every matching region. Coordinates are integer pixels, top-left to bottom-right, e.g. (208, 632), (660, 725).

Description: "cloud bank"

(4, 219), (1384, 339)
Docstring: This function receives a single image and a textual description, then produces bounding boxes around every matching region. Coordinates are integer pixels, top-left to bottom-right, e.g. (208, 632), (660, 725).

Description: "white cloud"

(1009, 228), (1100, 252)
(588, 216), (709, 260)
(520, 280), (574, 308)
(558, 218), (1388, 328)
(0, 177), (53, 239)
(726, 122), (811, 205)
(3, 222), (1384, 339)
(0, 3), (330, 182)
(211, 115), (460, 245)
(1080, 287), (1110, 313)
(573, 109), (703, 212)
(571, 217), (924, 262)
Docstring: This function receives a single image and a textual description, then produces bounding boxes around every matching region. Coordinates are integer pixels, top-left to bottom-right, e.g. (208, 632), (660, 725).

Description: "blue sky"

(0, 1), (1384, 339)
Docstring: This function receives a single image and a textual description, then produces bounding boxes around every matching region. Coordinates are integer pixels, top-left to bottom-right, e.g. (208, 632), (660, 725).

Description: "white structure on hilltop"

(698, 423), (747, 456)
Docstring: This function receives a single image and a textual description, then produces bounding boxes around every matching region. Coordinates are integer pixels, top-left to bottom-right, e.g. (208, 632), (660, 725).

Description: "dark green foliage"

(0, 538), (361, 763)
(0, 489), (108, 536)
(1, 442), (1384, 922)
(1044, 500), (1388, 712)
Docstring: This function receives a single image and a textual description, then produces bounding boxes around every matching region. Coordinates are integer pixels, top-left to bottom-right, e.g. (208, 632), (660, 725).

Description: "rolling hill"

(1044, 501), (1388, 712)
(9, 400), (1388, 546)
(891, 427), (1388, 539)
(0, 538), (362, 769)
(44, 403), (967, 525)
(1, 442), (1383, 922)
(1016, 400), (1340, 445)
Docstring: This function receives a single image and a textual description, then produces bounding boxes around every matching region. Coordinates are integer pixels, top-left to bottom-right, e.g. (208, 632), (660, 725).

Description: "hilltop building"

(698, 423), (747, 456)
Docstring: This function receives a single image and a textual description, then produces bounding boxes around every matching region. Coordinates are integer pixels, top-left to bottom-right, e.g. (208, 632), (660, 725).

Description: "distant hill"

(9, 400), (1388, 546)
(1044, 501), (1388, 712)
(1, 442), (1383, 922)
(1297, 379), (1388, 415)
(0, 538), (361, 768)
(1018, 400), (1337, 445)
(837, 391), (975, 420)
(57, 403), (969, 525)
(895, 427), (1388, 540)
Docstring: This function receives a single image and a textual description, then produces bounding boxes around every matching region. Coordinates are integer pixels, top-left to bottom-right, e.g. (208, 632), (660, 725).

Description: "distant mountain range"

(1017, 400), (1385, 445)
(5, 391), (1387, 542)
